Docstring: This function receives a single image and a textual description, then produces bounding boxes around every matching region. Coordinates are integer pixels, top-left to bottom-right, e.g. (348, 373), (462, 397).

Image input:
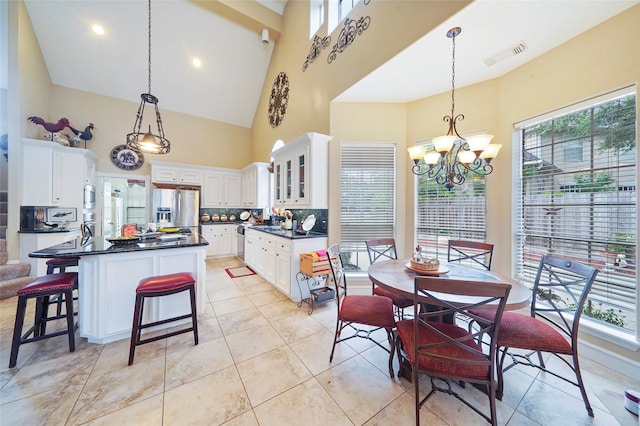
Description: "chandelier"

(126, 0), (170, 154)
(408, 27), (501, 190)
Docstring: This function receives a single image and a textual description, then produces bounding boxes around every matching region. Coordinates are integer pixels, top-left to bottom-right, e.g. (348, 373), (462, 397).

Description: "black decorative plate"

(110, 145), (144, 170)
(106, 236), (141, 246)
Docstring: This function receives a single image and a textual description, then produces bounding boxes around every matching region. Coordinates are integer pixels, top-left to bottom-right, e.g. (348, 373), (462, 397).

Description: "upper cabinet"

(151, 163), (202, 185)
(201, 171), (242, 208)
(22, 139), (96, 220)
(272, 132), (331, 209)
(241, 162), (270, 209)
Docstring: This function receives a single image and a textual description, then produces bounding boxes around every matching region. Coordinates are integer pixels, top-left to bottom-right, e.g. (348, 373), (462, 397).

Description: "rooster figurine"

(69, 123), (94, 148)
(27, 116), (70, 141)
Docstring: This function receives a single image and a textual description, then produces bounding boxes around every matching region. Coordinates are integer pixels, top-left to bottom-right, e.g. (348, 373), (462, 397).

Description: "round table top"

(368, 259), (531, 311)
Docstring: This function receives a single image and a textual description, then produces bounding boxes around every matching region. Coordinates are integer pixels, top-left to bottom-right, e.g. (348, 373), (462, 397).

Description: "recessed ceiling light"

(192, 57), (202, 68)
(92, 24), (105, 36)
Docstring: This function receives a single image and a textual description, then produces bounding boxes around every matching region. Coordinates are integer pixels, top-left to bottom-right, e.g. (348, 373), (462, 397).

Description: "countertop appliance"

(152, 187), (200, 231)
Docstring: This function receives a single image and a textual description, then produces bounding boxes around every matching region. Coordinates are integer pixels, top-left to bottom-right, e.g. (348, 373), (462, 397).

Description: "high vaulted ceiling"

(24, 1), (638, 129)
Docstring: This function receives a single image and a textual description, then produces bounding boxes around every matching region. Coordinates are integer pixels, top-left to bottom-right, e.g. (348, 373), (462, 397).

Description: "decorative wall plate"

(110, 145), (144, 170)
(268, 72), (289, 128)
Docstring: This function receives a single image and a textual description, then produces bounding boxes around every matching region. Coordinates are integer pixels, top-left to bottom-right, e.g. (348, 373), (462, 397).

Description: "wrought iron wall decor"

(268, 72), (290, 128)
(327, 16), (371, 64)
(302, 35), (331, 72)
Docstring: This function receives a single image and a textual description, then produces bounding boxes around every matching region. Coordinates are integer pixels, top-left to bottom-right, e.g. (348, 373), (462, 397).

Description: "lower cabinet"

(201, 225), (236, 258)
(19, 230), (82, 277)
(244, 229), (327, 302)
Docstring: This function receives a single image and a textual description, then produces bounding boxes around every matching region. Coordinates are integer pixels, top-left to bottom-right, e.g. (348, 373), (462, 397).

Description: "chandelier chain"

(450, 31), (456, 120)
(147, 0), (152, 95)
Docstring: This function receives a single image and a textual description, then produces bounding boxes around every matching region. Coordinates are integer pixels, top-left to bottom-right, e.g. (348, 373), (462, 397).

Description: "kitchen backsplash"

(199, 208), (328, 234)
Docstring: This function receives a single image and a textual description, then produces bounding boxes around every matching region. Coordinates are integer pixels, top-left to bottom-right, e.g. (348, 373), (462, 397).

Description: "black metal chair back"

(447, 239), (494, 270)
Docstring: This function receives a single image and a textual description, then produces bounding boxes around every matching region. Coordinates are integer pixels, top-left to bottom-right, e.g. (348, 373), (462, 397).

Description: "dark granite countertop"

(19, 227), (80, 234)
(29, 233), (209, 258)
(248, 225), (327, 240)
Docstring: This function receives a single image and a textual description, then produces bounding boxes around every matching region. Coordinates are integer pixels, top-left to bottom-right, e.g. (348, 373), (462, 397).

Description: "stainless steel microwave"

(83, 183), (96, 210)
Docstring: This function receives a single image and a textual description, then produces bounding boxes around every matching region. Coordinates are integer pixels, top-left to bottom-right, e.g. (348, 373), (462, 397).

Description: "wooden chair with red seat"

(395, 276), (511, 426)
(472, 255), (599, 416)
(365, 238), (414, 320)
(327, 244), (397, 377)
(447, 240), (494, 270)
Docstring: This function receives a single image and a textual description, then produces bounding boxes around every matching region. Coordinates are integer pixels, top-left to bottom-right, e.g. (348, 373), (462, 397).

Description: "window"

(327, 0), (360, 35)
(309, 0), (324, 38)
(515, 88), (637, 335)
(414, 143), (487, 261)
(340, 142), (395, 273)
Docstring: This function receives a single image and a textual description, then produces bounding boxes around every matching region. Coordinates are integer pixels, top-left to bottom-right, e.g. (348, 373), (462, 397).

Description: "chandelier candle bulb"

(424, 151), (441, 165)
(466, 134), (494, 152)
(408, 145), (427, 163)
(457, 150), (477, 165)
(432, 135), (456, 153)
(479, 144), (502, 161)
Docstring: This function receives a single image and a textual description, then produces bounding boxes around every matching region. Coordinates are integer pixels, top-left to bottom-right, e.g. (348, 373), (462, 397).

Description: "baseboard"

(579, 339), (640, 379)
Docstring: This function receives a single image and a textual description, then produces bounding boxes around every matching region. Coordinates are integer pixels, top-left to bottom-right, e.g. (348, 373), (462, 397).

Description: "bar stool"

(9, 272), (78, 368)
(46, 257), (80, 316)
(128, 272), (199, 365)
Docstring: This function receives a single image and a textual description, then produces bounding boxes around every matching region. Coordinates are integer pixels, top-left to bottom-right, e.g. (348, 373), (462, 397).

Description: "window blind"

(415, 166), (487, 261)
(514, 89), (637, 333)
(340, 143), (395, 272)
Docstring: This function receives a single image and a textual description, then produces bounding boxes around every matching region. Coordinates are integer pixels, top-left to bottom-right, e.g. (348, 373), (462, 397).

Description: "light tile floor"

(1, 257), (638, 425)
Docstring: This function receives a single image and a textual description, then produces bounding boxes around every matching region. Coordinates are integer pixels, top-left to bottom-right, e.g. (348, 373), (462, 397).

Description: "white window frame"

(512, 86), (639, 348)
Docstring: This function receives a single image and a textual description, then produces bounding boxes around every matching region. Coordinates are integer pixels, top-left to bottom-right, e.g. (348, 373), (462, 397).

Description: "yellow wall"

(249, 0), (470, 161)
(47, 86), (252, 175)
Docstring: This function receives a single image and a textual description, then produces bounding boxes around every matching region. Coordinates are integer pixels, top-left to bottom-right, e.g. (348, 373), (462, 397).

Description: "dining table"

(368, 258), (531, 311)
(368, 258), (532, 382)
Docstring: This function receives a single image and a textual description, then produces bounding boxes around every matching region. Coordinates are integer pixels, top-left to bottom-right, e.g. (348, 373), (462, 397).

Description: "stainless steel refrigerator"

(152, 187), (200, 230)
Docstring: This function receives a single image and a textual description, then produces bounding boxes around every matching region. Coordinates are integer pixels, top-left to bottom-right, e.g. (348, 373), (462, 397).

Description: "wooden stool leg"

(9, 296), (28, 368)
(128, 293), (144, 366)
(189, 285), (199, 345)
(64, 289), (76, 353)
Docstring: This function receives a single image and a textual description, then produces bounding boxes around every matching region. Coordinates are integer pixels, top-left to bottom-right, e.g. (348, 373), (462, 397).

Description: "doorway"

(96, 174), (150, 237)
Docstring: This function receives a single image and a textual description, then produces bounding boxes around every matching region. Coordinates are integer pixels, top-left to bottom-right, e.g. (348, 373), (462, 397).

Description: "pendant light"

(126, 0), (170, 154)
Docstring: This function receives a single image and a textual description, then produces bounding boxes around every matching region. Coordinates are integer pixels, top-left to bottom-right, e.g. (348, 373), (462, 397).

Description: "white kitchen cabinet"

(241, 162), (270, 209)
(272, 132), (331, 208)
(19, 230), (81, 276)
(22, 139), (96, 227)
(245, 228), (327, 301)
(202, 171), (241, 208)
(151, 163), (202, 185)
(201, 224), (236, 258)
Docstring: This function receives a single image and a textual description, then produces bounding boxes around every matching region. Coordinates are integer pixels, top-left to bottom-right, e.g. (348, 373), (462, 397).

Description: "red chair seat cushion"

(374, 286), (413, 308)
(137, 272), (196, 293)
(397, 319), (489, 380)
(18, 272), (78, 295)
(473, 310), (573, 354)
(45, 257), (80, 268)
(339, 295), (396, 329)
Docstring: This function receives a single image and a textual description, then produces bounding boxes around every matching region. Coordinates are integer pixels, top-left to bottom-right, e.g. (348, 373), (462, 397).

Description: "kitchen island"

(30, 233), (208, 344)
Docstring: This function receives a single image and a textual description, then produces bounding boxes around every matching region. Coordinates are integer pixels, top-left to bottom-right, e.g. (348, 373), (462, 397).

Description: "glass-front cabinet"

(272, 132), (330, 208)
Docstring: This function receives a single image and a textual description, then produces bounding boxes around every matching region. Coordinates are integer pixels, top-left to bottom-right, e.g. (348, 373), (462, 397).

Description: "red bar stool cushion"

(46, 257), (80, 268)
(136, 272), (196, 293)
(17, 272), (78, 295)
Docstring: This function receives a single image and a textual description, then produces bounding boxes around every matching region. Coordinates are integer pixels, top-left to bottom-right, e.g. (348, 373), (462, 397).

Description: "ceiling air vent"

(483, 41), (528, 66)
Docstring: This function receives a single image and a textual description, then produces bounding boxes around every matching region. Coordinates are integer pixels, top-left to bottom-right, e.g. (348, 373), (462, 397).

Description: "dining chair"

(447, 240), (494, 270)
(395, 276), (511, 425)
(327, 244), (397, 377)
(365, 238), (414, 320)
(471, 255), (599, 416)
